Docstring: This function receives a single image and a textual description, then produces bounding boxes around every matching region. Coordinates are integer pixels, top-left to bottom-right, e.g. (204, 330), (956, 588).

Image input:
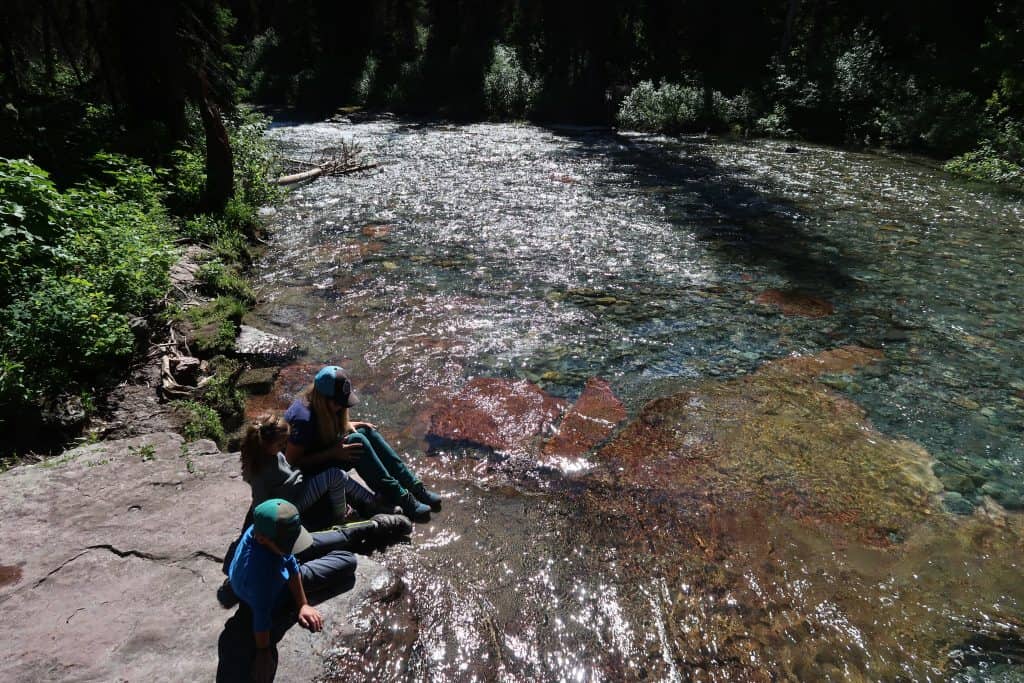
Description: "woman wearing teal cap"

(283, 365), (441, 521)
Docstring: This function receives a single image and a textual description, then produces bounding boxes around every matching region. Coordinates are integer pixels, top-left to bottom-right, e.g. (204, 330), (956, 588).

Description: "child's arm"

(287, 570), (323, 632)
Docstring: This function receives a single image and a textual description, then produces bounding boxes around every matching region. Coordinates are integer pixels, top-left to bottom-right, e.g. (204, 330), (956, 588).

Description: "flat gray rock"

(235, 325), (300, 361)
(0, 433), (387, 682)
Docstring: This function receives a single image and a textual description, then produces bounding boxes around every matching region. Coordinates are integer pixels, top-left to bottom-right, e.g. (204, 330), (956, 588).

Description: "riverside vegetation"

(0, 105), (278, 459)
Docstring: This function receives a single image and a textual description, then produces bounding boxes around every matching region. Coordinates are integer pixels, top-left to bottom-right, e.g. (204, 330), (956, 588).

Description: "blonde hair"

(239, 414), (289, 482)
(301, 382), (352, 449)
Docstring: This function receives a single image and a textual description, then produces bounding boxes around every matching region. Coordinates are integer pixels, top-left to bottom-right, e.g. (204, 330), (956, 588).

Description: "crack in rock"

(25, 545), (225, 591)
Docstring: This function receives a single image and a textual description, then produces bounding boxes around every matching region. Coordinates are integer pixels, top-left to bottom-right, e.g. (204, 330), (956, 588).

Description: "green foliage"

(617, 81), (751, 134)
(136, 444), (156, 462)
(183, 296), (246, 356)
(178, 399), (227, 446)
(483, 45), (539, 120)
(201, 356), (245, 419)
(198, 259), (255, 303)
(356, 56), (379, 105)
(170, 107), (278, 219)
(0, 156), (175, 405)
(945, 144), (1024, 188)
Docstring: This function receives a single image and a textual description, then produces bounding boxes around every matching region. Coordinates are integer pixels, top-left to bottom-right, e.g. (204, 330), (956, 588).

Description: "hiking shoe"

(411, 483), (442, 511)
(371, 495), (404, 516)
(216, 579), (239, 609)
(398, 492), (431, 522)
(371, 513), (414, 537)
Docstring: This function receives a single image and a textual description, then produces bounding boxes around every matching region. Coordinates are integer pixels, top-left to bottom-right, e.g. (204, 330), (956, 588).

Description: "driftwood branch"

(274, 138), (377, 185)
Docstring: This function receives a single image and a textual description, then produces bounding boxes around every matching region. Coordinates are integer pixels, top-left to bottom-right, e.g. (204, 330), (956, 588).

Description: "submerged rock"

(597, 345), (936, 543)
(236, 366), (280, 395)
(755, 289), (835, 318)
(570, 346), (1024, 679)
(542, 377), (626, 459)
(427, 378), (567, 453)
(244, 362), (321, 420)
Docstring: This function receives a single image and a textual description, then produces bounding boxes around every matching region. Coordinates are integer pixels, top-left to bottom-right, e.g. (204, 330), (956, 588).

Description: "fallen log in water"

(274, 162), (378, 185)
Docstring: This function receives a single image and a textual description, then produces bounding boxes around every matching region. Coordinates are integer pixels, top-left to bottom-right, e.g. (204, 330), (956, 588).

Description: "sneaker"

(398, 491), (431, 522)
(411, 483), (442, 511)
(371, 513), (413, 537)
(216, 579), (239, 609)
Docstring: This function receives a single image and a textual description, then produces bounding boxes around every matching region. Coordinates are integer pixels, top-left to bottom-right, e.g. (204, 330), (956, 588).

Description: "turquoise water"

(253, 118), (1024, 680)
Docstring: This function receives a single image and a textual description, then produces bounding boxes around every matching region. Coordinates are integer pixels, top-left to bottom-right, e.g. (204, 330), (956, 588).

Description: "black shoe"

(411, 483), (442, 511)
(398, 491), (431, 522)
(370, 495), (404, 516)
(372, 513), (413, 537)
(216, 579), (239, 609)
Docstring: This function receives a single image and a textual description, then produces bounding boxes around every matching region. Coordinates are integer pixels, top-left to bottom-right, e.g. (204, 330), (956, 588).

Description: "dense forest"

(0, 0), (1021, 456)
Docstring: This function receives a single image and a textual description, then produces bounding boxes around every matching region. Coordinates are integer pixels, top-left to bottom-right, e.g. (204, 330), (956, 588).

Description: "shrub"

(5, 274), (135, 392)
(483, 44), (539, 120)
(0, 156), (174, 405)
(178, 399), (227, 446)
(945, 144), (1024, 188)
(617, 80), (752, 134)
(169, 106), (279, 215)
(197, 259), (255, 303)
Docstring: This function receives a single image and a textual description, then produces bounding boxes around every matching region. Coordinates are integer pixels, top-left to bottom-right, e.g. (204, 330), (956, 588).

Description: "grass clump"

(178, 400), (227, 446)
(182, 297), (247, 357)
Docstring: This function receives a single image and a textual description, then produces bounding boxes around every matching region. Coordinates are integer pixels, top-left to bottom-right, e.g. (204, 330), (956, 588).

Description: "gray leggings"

(292, 467), (376, 524)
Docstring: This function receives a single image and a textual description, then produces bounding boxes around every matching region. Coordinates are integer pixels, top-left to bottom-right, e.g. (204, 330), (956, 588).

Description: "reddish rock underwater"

(322, 348), (1023, 681)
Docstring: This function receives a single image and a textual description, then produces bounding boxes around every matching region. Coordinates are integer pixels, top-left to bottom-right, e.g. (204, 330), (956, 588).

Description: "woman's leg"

(357, 427), (421, 489)
(346, 431), (431, 520)
(359, 427), (442, 510)
(344, 431), (407, 502)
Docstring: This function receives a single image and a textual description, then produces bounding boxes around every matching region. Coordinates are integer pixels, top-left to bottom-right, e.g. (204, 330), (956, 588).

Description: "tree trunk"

(781, 0), (801, 57)
(198, 72), (235, 212)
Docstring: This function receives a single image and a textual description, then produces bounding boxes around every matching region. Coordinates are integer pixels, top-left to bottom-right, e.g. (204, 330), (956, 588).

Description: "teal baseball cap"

(253, 499), (314, 555)
(314, 365), (359, 406)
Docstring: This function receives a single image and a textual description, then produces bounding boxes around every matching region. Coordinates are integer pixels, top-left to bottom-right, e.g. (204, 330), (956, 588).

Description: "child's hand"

(350, 420), (377, 431)
(298, 604), (323, 632)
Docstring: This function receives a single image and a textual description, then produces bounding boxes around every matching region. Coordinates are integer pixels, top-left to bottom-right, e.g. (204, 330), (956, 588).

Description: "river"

(249, 118), (1024, 681)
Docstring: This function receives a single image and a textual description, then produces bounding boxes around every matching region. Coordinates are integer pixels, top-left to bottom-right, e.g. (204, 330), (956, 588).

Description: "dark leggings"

(345, 427), (421, 503)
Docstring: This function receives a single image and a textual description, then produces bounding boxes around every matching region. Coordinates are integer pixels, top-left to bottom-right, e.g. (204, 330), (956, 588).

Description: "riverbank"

(0, 107), (282, 464)
(0, 431), (392, 681)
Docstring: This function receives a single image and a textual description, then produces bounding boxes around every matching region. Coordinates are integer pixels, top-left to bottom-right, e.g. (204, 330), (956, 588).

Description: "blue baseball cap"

(314, 365), (359, 406)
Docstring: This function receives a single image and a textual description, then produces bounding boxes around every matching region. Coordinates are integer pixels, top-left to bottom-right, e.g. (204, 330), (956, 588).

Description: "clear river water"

(252, 117), (1024, 682)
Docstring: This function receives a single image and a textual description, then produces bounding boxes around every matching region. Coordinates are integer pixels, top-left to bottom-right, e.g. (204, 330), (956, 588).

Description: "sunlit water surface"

(253, 118), (1024, 681)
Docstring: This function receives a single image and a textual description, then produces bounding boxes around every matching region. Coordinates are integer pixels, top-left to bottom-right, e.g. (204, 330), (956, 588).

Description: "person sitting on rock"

(283, 365), (442, 522)
(219, 498), (411, 680)
(240, 414), (392, 526)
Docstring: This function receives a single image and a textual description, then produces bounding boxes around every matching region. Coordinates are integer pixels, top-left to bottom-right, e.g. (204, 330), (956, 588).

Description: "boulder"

(0, 433), (387, 682)
(428, 378), (567, 453)
(235, 325), (301, 361)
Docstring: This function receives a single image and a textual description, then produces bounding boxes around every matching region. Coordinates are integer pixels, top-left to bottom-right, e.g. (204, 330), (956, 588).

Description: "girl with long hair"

(283, 365), (442, 522)
(239, 414), (389, 526)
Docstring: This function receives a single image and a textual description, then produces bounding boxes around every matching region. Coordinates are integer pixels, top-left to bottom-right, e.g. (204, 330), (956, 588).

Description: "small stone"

(952, 396), (980, 411)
